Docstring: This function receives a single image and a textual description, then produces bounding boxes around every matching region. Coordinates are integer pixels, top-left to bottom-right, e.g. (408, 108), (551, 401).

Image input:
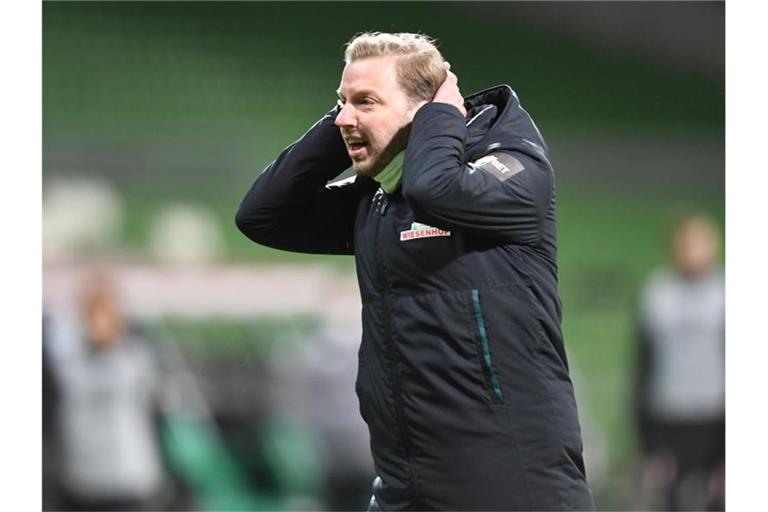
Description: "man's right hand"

(433, 62), (467, 118)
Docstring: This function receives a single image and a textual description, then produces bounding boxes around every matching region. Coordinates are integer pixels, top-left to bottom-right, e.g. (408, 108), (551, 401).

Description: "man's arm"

(402, 72), (552, 245)
(236, 106), (376, 255)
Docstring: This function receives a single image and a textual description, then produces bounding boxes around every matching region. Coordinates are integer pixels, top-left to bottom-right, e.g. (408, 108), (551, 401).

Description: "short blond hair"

(344, 32), (447, 103)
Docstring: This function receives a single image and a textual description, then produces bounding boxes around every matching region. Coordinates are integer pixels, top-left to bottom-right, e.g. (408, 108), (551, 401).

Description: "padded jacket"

(236, 85), (595, 511)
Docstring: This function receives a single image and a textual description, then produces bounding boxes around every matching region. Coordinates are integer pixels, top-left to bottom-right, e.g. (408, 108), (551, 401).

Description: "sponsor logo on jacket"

(400, 222), (451, 241)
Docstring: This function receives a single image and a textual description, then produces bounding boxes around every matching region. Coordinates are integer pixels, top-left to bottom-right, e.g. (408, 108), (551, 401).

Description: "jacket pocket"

(470, 283), (567, 407)
(389, 290), (489, 412)
(470, 288), (504, 405)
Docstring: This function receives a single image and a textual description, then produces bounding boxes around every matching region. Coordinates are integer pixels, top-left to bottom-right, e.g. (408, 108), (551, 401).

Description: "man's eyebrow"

(354, 89), (378, 98)
(336, 89), (379, 100)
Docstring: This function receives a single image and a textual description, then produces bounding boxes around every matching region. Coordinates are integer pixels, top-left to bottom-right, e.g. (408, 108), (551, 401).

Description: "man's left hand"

(433, 62), (467, 117)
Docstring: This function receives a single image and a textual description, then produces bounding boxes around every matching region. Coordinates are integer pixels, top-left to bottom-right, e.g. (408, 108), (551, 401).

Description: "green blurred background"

(43, 1), (724, 510)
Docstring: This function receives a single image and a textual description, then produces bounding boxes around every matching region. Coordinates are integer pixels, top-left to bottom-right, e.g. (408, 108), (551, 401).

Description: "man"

(237, 32), (595, 511)
(43, 273), (170, 511)
(633, 214), (725, 510)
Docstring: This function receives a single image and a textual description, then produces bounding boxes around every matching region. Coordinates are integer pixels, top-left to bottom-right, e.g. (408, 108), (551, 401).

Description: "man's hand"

(433, 62), (467, 118)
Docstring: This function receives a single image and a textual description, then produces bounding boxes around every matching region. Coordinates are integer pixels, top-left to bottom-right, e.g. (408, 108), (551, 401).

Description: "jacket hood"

(462, 84), (550, 167)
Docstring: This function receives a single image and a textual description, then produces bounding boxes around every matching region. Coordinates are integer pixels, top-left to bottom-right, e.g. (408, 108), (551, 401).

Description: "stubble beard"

(354, 124), (410, 178)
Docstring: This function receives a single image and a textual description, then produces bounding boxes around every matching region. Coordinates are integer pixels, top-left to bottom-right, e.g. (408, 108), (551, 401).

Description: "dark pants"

(642, 417), (724, 472)
(640, 416), (725, 511)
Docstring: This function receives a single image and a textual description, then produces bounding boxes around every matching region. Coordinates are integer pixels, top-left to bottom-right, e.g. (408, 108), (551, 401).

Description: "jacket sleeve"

(235, 106), (374, 255)
(401, 102), (553, 244)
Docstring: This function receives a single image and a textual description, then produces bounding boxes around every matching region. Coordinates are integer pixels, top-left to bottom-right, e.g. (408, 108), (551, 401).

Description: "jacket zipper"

(375, 190), (420, 501)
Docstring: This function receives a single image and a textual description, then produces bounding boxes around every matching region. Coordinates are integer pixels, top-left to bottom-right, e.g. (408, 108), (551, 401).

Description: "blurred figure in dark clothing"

(633, 214), (725, 511)
(43, 273), (172, 511)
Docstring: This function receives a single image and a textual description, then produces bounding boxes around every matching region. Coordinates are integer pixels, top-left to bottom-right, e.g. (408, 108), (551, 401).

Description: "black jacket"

(236, 85), (595, 511)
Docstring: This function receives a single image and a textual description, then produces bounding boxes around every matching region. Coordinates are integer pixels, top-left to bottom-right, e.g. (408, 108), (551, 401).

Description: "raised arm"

(236, 106), (376, 255)
(402, 73), (553, 245)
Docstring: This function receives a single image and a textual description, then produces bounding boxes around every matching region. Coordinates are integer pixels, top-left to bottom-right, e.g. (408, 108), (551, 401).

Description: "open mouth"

(346, 139), (370, 156)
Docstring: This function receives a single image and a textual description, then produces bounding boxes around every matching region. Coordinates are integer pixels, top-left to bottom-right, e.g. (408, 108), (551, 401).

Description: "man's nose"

(335, 103), (356, 128)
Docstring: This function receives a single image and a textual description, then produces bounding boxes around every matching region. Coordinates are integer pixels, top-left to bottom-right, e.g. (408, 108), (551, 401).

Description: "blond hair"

(344, 32), (447, 103)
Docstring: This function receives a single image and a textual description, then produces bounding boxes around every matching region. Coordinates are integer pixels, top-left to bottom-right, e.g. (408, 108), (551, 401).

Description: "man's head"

(671, 214), (720, 277)
(80, 272), (125, 350)
(335, 32), (447, 176)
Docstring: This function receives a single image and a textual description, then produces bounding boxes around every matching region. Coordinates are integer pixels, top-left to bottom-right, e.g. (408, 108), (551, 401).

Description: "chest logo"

(400, 222), (451, 241)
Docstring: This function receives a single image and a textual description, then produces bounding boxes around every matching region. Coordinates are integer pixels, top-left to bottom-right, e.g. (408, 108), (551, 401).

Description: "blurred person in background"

(633, 214), (725, 511)
(237, 32), (594, 511)
(42, 272), (175, 511)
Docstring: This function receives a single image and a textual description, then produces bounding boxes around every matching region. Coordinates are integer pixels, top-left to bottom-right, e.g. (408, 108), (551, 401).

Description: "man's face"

(84, 288), (124, 349)
(673, 219), (718, 277)
(335, 56), (425, 177)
